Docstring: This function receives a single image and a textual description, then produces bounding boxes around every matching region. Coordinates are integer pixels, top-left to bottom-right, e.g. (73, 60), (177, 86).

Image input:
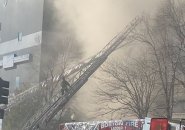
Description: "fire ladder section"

(3, 56), (96, 111)
(6, 17), (142, 130)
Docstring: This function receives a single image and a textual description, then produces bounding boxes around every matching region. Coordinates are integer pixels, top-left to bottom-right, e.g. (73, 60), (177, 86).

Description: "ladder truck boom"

(22, 16), (142, 130)
(1, 55), (94, 111)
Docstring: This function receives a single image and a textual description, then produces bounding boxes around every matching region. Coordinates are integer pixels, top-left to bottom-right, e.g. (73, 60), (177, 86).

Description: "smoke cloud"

(54, 0), (161, 57)
(53, 0), (162, 120)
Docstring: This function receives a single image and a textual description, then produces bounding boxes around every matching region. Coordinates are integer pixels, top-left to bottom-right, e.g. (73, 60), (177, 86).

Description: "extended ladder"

(22, 16), (142, 130)
(2, 56), (93, 111)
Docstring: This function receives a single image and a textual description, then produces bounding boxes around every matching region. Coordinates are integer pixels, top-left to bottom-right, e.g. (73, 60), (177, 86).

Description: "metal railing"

(21, 16), (143, 130)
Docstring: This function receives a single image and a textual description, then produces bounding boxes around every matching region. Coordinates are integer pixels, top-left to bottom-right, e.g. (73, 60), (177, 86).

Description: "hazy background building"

(0, 0), (72, 92)
(0, 0), (83, 92)
(0, 0), (45, 92)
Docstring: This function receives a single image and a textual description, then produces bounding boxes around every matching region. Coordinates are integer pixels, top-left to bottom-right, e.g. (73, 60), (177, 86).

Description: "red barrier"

(150, 118), (168, 130)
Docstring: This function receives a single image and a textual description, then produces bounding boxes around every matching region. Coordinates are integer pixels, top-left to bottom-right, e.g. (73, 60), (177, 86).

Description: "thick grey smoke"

(55, 0), (161, 57)
(53, 0), (162, 120)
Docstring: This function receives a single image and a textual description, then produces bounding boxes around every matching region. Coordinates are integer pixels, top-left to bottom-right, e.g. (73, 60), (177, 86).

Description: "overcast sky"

(55, 0), (162, 57)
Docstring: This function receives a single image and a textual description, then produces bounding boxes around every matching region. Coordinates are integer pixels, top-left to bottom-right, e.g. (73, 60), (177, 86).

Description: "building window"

(18, 32), (22, 42)
(3, 0), (8, 7)
(16, 76), (20, 88)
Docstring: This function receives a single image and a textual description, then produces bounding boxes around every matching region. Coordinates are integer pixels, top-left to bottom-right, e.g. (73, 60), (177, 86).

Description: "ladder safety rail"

(1, 55), (96, 111)
(94, 16), (142, 59)
(1, 17), (142, 112)
(22, 16), (143, 130)
(23, 56), (107, 130)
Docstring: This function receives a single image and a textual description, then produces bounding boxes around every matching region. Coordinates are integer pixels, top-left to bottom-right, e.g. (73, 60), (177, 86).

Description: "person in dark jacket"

(60, 76), (71, 95)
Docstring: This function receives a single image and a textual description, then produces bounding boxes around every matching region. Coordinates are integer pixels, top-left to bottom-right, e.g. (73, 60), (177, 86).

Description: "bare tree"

(95, 57), (159, 119)
(40, 36), (82, 102)
(3, 0), (84, 129)
(165, 0), (185, 89)
(132, 0), (185, 119)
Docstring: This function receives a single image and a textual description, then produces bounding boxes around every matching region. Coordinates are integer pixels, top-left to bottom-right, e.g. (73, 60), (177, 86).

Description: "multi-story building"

(0, 0), (60, 92)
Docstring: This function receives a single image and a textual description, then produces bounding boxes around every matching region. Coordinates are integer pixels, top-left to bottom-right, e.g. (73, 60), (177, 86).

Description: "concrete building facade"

(0, 0), (45, 92)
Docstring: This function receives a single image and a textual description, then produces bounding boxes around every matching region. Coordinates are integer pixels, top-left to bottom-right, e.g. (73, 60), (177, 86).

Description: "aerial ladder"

(1, 55), (95, 112)
(21, 16), (142, 130)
